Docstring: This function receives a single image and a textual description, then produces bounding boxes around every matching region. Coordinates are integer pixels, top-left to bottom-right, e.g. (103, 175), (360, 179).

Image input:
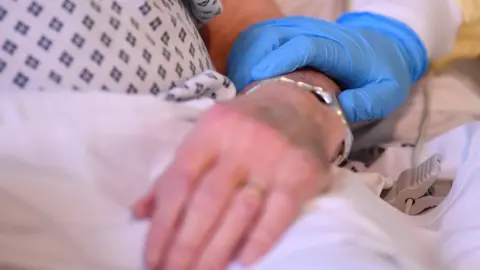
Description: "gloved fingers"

(339, 81), (405, 123)
(227, 31), (286, 90)
(251, 36), (352, 82)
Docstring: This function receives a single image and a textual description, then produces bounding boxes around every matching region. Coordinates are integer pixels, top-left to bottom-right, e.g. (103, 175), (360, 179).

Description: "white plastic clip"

(384, 154), (443, 215)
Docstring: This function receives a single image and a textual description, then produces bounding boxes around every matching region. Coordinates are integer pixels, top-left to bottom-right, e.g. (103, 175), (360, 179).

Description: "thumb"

(339, 81), (406, 123)
(131, 189), (156, 219)
(251, 35), (352, 81)
(228, 31), (283, 90)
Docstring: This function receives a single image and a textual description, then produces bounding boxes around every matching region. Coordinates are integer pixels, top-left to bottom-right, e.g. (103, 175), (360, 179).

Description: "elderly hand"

(132, 71), (344, 270)
(227, 14), (429, 123)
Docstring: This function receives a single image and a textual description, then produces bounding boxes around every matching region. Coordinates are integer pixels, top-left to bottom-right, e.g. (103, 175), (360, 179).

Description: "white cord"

(412, 80), (431, 166)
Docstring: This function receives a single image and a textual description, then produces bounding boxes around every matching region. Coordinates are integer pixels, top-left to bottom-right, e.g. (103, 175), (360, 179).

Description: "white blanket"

(1, 91), (480, 270)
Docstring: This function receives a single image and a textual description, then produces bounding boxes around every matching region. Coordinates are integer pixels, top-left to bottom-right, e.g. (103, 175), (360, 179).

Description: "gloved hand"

(227, 13), (429, 123)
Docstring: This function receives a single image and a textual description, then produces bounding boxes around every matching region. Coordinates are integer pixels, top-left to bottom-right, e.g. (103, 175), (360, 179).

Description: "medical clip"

(384, 154), (443, 215)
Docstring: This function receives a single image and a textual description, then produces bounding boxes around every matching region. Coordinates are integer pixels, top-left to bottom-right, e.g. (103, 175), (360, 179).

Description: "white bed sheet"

(0, 91), (442, 269)
(0, 90), (480, 270)
(2, 1), (480, 268)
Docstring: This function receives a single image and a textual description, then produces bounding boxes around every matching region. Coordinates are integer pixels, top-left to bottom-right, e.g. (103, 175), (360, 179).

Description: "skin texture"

(201, 0), (283, 74)
(132, 70), (345, 270)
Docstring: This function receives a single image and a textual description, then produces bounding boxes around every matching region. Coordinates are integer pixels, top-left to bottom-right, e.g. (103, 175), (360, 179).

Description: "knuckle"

(237, 189), (262, 218)
(160, 167), (193, 192)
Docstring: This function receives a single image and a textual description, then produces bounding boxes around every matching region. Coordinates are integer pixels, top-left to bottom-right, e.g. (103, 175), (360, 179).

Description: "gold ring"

(240, 181), (267, 197)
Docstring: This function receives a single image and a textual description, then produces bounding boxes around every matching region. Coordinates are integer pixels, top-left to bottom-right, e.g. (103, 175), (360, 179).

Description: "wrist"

(232, 71), (345, 161)
(201, 0), (282, 73)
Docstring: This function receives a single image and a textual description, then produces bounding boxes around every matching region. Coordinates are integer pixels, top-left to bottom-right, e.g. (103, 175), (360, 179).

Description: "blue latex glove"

(227, 13), (428, 123)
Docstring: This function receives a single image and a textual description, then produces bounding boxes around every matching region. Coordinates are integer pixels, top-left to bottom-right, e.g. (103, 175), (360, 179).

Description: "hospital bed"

(2, 0), (480, 269)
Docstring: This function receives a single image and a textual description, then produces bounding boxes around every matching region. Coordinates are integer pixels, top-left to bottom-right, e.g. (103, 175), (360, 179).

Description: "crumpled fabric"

(0, 90), (472, 270)
(182, 0), (223, 26)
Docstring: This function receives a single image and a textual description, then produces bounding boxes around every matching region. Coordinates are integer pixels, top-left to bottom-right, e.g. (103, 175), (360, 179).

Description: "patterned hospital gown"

(0, 0), (236, 100)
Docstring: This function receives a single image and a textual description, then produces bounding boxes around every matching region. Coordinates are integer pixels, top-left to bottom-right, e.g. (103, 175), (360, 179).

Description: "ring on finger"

(238, 181), (267, 198)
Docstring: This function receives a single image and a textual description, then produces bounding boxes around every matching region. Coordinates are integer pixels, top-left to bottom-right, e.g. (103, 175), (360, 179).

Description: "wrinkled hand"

(132, 82), (340, 270)
(227, 14), (428, 123)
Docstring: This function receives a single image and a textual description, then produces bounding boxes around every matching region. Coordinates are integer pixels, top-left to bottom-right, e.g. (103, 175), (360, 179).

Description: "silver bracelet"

(245, 76), (353, 165)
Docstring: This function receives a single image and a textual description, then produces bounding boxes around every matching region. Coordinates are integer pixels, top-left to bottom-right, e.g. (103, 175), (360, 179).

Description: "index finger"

(228, 30), (284, 90)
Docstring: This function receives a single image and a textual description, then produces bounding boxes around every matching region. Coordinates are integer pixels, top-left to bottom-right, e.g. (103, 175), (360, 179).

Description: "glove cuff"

(337, 12), (429, 83)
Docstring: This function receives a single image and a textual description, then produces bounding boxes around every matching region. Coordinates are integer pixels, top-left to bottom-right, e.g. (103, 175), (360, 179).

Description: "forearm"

(229, 70), (344, 162)
(349, 0), (462, 60)
(201, 0), (283, 73)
